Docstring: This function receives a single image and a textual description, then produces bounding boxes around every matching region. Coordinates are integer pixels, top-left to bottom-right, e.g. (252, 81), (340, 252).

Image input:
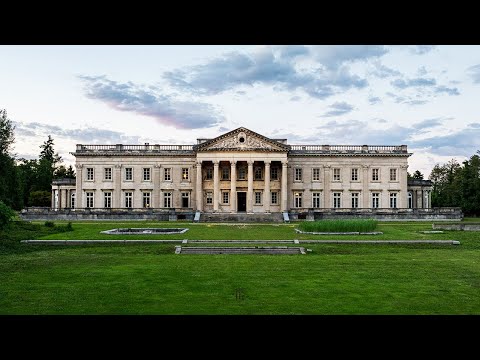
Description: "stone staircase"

(175, 246), (306, 254)
(200, 212), (284, 223)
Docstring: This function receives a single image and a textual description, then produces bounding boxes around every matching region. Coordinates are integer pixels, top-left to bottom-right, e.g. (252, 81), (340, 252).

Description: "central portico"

(194, 128), (289, 214)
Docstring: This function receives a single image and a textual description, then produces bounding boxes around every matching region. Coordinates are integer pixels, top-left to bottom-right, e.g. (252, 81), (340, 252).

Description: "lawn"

(0, 220), (479, 314)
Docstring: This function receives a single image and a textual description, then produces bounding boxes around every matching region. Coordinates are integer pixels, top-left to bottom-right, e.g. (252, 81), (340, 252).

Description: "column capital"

(115, 164), (122, 169)
(324, 165), (331, 169)
(264, 160), (271, 165)
(362, 165), (369, 170)
(213, 160), (220, 165)
(230, 160), (237, 167)
(281, 160), (288, 166)
(247, 160), (254, 166)
(75, 164), (83, 169)
(400, 165), (409, 169)
(196, 161), (202, 166)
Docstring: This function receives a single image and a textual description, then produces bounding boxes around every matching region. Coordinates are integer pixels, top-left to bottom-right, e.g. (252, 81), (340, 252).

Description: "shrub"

(0, 201), (15, 229)
(66, 222), (73, 231)
(29, 191), (51, 207)
(44, 221), (55, 228)
(298, 219), (378, 232)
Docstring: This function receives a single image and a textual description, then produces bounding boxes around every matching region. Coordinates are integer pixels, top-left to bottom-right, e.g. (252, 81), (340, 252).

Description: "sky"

(1, 45), (480, 177)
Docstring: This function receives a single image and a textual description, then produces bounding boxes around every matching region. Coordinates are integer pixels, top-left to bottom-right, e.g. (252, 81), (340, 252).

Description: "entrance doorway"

(237, 192), (246, 212)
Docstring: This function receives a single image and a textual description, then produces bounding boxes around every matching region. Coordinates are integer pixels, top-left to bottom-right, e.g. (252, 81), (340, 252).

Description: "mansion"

(52, 127), (433, 216)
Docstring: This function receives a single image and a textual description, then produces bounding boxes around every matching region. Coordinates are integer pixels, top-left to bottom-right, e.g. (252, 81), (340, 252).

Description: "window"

(86, 168), (94, 181)
(372, 193), (380, 208)
(206, 192), (213, 204)
(181, 192), (190, 208)
(163, 192), (172, 208)
(294, 192), (302, 208)
(238, 167), (246, 180)
(390, 168), (397, 181)
(125, 192), (133, 208)
(351, 192), (359, 208)
(125, 167), (133, 181)
(408, 192), (413, 209)
(372, 168), (379, 181)
(424, 191), (429, 208)
(271, 167), (278, 180)
(390, 192), (397, 208)
(182, 168), (189, 181)
(312, 192), (321, 208)
(143, 192), (151, 208)
(222, 191), (229, 204)
(294, 168), (303, 181)
(271, 191), (278, 205)
(86, 192), (94, 208)
(104, 168), (112, 181)
(143, 168), (151, 181)
(164, 168), (171, 181)
(333, 168), (341, 181)
(255, 191), (262, 205)
(351, 168), (358, 181)
(205, 167), (213, 180)
(333, 192), (341, 208)
(312, 168), (320, 181)
(104, 191), (112, 208)
(254, 167), (263, 180)
(71, 193), (76, 209)
(221, 167), (229, 180)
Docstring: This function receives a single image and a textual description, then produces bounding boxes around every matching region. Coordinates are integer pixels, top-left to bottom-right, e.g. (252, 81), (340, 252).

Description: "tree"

(412, 170), (424, 179)
(28, 191), (51, 207)
(65, 165), (76, 179)
(35, 136), (62, 192)
(39, 135), (61, 164)
(0, 200), (15, 229)
(0, 109), (15, 156)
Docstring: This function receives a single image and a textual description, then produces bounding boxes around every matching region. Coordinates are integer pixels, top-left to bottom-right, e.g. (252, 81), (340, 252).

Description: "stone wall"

(432, 223), (480, 230)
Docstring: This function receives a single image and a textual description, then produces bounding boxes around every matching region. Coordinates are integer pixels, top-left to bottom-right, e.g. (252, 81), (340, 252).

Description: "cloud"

(403, 100), (428, 106)
(468, 123), (480, 128)
(290, 96), (301, 102)
(409, 45), (436, 55)
(370, 61), (402, 78)
(412, 118), (443, 130)
(391, 77), (437, 89)
(78, 75), (224, 129)
(434, 85), (460, 96)
(467, 64), (480, 83)
(164, 46), (384, 100)
(417, 66), (427, 76)
(321, 102), (354, 117)
(411, 128), (480, 156)
(368, 96), (382, 105)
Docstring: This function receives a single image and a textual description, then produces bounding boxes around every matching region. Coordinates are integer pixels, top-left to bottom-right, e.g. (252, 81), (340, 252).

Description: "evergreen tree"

(412, 170), (424, 179)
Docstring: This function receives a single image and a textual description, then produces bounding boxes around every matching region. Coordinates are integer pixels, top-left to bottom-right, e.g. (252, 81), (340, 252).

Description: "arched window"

(71, 192), (76, 209)
(408, 192), (413, 209)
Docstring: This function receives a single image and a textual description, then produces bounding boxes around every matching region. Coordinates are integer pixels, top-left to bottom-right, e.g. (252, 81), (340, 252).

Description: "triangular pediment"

(195, 127), (290, 152)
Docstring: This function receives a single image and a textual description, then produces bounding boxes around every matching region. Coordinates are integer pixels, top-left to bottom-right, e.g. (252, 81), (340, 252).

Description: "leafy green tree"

(0, 200), (15, 229)
(65, 165), (76, 179)
(28, 190), (51, 207)
(412, 170), (424, 179)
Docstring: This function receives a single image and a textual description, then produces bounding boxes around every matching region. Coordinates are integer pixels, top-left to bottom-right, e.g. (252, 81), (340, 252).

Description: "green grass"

(1, 220), (480, 314)
(297, 219), (378, 232)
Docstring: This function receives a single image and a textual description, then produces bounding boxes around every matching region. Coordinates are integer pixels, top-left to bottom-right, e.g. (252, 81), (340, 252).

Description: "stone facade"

(52, 127), (432, 214)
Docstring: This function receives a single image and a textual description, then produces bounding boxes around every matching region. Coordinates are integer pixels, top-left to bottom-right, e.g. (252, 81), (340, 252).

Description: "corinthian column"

(75, 164), (83, 209)
(196, 161), (203, 212)
(281, 161), (288, 212)
(213, 160), (219, 212)
(362, 165), (369, 208)
(114, 164), (122, 208)
(264, 161), (271, 213)
(230, 160), (236, 213)
(247, 160), (254, 213)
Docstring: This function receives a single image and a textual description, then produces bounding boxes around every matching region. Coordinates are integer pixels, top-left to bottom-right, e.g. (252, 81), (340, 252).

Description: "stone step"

(176, 246), (306, 254)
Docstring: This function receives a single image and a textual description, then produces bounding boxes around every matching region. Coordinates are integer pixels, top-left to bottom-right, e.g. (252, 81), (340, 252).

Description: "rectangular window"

(125, 167), (133, 181)
(390, 193), (397, 208)
(163, 192), (172, 208)
(254, 167), (262, 180)
(271, 167), (278, 180)
(351, 168), (358, 181)
(205, 167), (213, 180)
(104, 168), (112, 181)
(372, 193), (380, 208)
(143, 192), (151, 208)
(143, 168), (151, 181)
(351, 192), (359, 208)
(295, 168), (303, 181)
(86, 192), (94, 208)
(333, 168), (341, 181)
(390, 168), (397, 181)
(206, 191), (213, 204)
(222, 191), (229, 204)
(181, 192), (190, 208)
(164, 168), (171, 181)
(271, 191), (278, 205)
(312, 168), (320, 181)
(71, 193), (76, 209)
(312, 192), (321, 208)
(238, 167), (246, 180)
(125, 192), (133, 208)
(86, 168), (94, 181)
(372, 168), (379, 181)
(182, 168), (189, 181)
(221, 167), (229, 180)
(333, 192), (341, 208)
(255, 191), (262, 205)
(294, 192), (302, 208)
(104, 191), (112, 208)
